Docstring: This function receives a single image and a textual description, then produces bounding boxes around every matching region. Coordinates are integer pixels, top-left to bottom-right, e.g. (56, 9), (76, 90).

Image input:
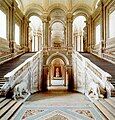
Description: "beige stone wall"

(0, 37), (10, 57)
(0, 0), (29, 61)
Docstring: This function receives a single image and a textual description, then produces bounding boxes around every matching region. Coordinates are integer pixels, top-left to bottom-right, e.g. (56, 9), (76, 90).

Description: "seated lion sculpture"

(13, 80), (30, 101)
(87, 81), (103, 99)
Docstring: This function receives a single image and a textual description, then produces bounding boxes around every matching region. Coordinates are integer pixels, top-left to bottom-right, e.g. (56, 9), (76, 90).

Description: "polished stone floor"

(51, 79), (64, 86)
(12, 86), (106, 120)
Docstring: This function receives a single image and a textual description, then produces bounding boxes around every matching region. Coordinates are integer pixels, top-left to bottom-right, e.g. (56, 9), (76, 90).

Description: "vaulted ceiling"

(16, 0), (99, 15)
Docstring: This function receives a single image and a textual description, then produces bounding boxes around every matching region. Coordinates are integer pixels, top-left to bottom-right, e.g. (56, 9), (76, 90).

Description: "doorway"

(48, 58), (67, 90)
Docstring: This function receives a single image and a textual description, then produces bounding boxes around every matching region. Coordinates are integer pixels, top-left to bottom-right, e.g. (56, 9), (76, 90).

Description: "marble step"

(80, 53), (115, 80)
(0, 99), (11, 109)
(0, 97), (5, 103)
(1, 100), (23, 120)
(110, 97), (115, 102)
(99, 99), (115, 117)
(105, 98), (115, 108)
(94, 101), (115, 120)
(0, 100), (16, 118)
(0, 84), (4, 87)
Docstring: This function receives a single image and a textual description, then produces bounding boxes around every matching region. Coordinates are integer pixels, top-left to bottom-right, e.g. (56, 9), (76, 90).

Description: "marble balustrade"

(1, 51), (42, 95)
(72, 51), (113, 98)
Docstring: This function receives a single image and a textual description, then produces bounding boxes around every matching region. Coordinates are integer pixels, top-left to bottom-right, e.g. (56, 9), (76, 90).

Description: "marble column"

(101, 1), (106, 53)
(37, 35), (39, 51)
(41, 65), (49, 91)
(42, 15), (50, 49)
(48, 27), (51, 48)
(66, 13), (73, 48)
(64, 27), (66, 47)
(87, 16), (92, 52)
(66, 66), (74, 91)
(33, 35), (35, 51)
(64, 66), (66, 86)
(22, 16), (29, 51)
(9, 2), (16, 53)
(76, 36), (78, 51)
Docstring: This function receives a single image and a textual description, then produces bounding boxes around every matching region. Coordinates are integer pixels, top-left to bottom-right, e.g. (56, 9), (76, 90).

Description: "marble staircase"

(94, 97), (115, 120)
(80, 52), (115, 96)
(0, 53), (35, 96)
(0, 97), (23, 120)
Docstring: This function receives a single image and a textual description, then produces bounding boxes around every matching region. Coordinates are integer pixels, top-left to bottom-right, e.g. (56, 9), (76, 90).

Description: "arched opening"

(48, 58), (67, 90)
(73, 16), (86, 52)
(41, 53), (74, 92)
(29, 15), (43, 52)
(51, 22), (64, 47)
(0, 10), (7, 39)
(48, 8), (66, 48)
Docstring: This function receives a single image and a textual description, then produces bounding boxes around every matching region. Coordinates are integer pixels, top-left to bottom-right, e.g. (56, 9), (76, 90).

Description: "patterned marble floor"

(12, 86), (106, 120)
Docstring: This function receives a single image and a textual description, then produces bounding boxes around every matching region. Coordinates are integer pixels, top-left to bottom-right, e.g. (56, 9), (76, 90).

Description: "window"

(109, 10), (115, 38)
(0, 10), (6, 39)
(15, 24), (20, 45)
(96, 24), (101, 45)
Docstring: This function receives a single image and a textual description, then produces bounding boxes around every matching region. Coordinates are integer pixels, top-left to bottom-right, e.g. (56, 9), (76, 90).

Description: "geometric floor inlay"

(12, 87), (106, 120)
(45, 114), (69, 120)
(22, 109), (44, 120)
(76, 110), (94, 120)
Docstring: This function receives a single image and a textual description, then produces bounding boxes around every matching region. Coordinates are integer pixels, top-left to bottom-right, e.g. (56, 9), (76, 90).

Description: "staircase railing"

(72, 51), (114, 99)
(1, 51), (42, 96)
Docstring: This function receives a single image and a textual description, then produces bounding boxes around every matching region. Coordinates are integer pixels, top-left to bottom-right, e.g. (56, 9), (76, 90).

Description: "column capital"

(42, 13), (50, 23)
(66, 12), (73, 22)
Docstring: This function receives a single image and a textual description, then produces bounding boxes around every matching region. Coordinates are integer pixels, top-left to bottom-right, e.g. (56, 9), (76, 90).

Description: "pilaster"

(66, 13), (73, 47)
(9, 1), (16, 53)
(66, 65), (74, 91)
(42, 13), (50, 51)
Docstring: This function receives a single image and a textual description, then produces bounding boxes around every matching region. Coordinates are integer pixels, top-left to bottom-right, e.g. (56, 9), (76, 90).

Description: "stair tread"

(95, 101), (115, 120)
(99, 99), (115, 117)
(0, 99), (11, 109)
(0, 100), (16, 117)
(110, 97), (115, 102)
(0, 97), (6, 103)
(1, 100), (23, 120)
(80, 53), (115, 79)
(105, 98), (115, 108)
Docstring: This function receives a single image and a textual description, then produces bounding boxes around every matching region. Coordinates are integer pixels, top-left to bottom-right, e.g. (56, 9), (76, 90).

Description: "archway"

(73, 15), (86, 52)
(48, 58), (67, 90)
(29, 15), (43, 52)
(41, 53), (74, 92)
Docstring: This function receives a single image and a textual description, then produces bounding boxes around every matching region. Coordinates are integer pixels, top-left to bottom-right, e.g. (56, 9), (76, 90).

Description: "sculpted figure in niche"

(56, 67), (60, 77)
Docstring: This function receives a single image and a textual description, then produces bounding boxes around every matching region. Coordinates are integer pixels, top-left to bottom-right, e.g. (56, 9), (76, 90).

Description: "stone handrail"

(1, 51), (42, 95)
(72, 51), (113, 98)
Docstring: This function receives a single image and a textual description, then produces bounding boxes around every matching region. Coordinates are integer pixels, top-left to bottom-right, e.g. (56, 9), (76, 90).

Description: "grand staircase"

(0, 52), (35, 96)
(94, 97), (115, 120)
(0, 97), (23, 120)
(80, 52), (115, 96)
(0, 53), (36, 119)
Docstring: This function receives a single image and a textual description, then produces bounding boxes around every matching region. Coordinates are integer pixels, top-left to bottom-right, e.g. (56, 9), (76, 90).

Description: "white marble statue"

(13, 80), (30, 101)
(87, 81), (103, 99)
(56, 68), (60, 77)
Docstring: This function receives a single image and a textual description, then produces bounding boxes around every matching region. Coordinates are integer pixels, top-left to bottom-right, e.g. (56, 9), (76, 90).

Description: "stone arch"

(15, 0), (24, 11)
(47, 3), (68, 15)
(73, 12), (89, 21)
(49, 19), (66, 28)
(46, 52), (69, 66)
(24, 4), (44, 18)
(72, 3), (92, 17)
